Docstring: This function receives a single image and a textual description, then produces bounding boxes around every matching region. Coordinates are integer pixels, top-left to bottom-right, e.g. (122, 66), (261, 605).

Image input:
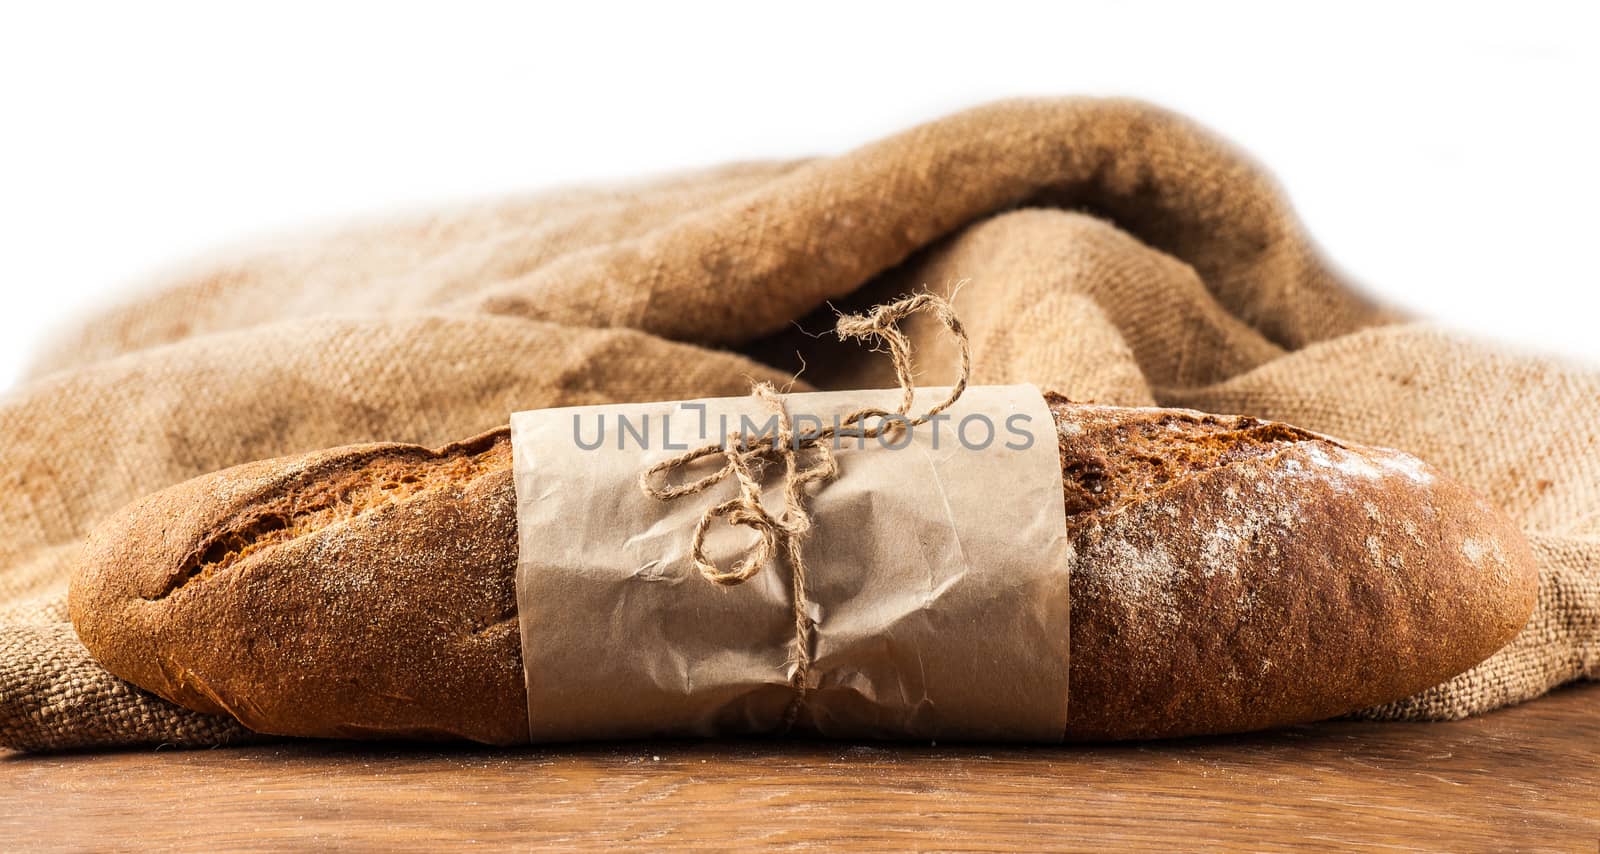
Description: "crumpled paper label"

(510, 384), (1071, 742)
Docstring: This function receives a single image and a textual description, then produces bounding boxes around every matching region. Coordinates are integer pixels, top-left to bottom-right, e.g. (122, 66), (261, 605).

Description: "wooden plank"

(2, 683), (1596, 851)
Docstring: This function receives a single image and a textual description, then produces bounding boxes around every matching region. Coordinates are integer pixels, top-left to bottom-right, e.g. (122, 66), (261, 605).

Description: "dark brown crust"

(1046, 394), (1538, 739)
(68, 428), (525, 744)
(68, 402), (1539, 743)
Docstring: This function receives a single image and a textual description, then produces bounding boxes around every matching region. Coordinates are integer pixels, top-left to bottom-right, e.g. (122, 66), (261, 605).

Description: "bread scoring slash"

(68, 398), (1538, 743)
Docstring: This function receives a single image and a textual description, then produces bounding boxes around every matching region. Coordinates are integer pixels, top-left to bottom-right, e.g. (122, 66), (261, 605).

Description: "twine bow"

(638, 292), (971, 726)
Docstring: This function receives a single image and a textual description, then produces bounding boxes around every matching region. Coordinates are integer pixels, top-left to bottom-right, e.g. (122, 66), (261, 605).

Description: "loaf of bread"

(67, 395), (1538, 743)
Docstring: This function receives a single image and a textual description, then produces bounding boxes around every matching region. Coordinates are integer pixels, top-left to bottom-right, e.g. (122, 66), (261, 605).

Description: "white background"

(1, 2), (1595, 388)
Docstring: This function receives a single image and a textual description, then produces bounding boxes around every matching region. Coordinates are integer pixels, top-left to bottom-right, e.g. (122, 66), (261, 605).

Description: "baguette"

(67, 395), (1538, 742)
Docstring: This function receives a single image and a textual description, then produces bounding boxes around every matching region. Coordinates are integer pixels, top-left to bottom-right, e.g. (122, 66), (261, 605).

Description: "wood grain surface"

(2, 683), (1596, 851)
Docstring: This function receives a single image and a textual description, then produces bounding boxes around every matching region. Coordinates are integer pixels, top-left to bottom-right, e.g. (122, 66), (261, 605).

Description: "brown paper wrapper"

(510, 385), (1072, 742)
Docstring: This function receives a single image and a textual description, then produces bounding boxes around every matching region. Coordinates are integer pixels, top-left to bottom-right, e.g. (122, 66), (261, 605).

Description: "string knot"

(638, 290), (971, 727)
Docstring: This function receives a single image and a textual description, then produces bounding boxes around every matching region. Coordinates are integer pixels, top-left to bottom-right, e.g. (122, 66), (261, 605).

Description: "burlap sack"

(1, 98), (1593, 751)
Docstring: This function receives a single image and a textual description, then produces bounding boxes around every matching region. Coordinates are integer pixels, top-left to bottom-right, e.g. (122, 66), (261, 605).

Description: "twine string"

(638, 292), (971, 726)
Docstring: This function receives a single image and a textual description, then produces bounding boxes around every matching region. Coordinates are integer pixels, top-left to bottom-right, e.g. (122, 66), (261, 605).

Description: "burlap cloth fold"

(1, 98), (1593, 752)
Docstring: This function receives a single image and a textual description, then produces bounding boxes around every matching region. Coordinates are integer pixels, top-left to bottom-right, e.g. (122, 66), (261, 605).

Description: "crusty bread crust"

(1047, 395), (1537, 738)
(69, 428), (526, 744)
(68, 402), (1538, 743)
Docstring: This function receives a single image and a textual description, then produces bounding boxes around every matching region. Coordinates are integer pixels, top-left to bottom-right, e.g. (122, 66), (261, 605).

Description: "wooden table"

(3, 683), (1596, 851)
